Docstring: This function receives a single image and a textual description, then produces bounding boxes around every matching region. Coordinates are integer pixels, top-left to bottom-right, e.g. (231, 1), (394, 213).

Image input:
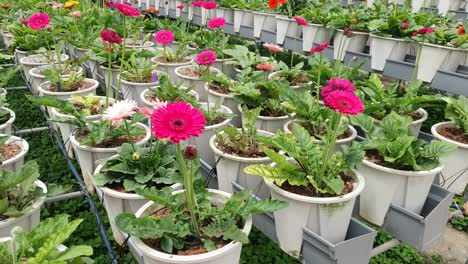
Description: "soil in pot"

(214, 139), (267, 158)
(123, 75), (154, 84)
(76, 133), (146, 148)
(273, 72), (311, 86)
(207, 116), (227, 126)
(48, 79), (95, 92)
(259, 108), (287, 118)
(277, 174), (355, 198)
(153, 56), (191, 64)
(141, 206), (239, 256)
(208, 82), (230, 95)
(178, 67), (219, 78)
(365, 149), (413, 171)
(145, 92), (196, 104)
(0, 143), (21, 161)
(437, 127), (468, 144)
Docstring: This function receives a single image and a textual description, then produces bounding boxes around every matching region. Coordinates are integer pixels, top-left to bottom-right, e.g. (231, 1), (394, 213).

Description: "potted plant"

(231, 78), (293, 133)
(19, 53), (69, 84)
(367, 3), (414, 71)
(281, 87), (357, 152)
(0, 94), (15, 135)
(356, 75), (439, 136)
(175, 49), (221, 100)
(0, 135), (29, 172)
(352, 112), (457, 226)
(0, 160), (47, 237)
(38, 69), (98, 102)
(244, 86), (366, 256)
(116, 101), (287, 263)
(141, 73), (199, 110)
(268, 61), (313, 91)
(223, 45), (270, 78)
(431, 95), (468, 194)
(92, 141), (183, 244)
(119, 54), (159, 106)
(0, 214), (93, 263)
(210, 107), (273, 198)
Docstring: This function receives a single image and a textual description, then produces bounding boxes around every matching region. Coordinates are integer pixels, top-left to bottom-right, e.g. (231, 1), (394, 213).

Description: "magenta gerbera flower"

(321, 77), (356, 98)
(412, 27), (434, 36)
(151, 102), (206, 143)
(177, 4), (185, 9)
(100, 30), (123, 44)
(28, 13), (50, 30)
(154, 30), (175, 45)
(191, 1), (204, 7)
(208, 17), (226, 29)
(114, 2), (141, 17)
(202, 1), (217, 9)
(294, 16), (307, 26)
(324, 90), (364, 116)
(310, 42), (330, 54)
(196, 50), (217, 65)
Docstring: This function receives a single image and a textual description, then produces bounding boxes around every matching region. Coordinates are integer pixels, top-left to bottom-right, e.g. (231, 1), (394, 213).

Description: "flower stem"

(106, 48), (112, 108)
(176, 144), (201, 239)
(319, 110), (341, 186)
(115, 17), (127, 100)
(123, 118), (136, 152)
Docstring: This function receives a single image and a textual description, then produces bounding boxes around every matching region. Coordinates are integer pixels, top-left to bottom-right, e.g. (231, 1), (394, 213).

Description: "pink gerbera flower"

(114, 2), (141, 17)
(196, 50), (217, 65)
(100, 30), (123, 44)
(20, 19), (29, 25)
(321, 77), (356, 98)
(294, 16), (307, 26)
(256, 64), (275, 72)
(151, 102), (206, 143)
(202, 1), (217, 9)
(412, 27), (434, 36)
(105, 1), (113, 8)
(323, 90), (364, 115)
(263, 43), (283, 53)
(208, 17), (226, 29)
(28, 13), (50, 30)
(103, 99), (139, 124)
(70, 11), (81, 18)
(310, 42), (330, 54)
(177, 4), (185, 9)
(154, 30), (175, 45)
(192, 1), (204, 7)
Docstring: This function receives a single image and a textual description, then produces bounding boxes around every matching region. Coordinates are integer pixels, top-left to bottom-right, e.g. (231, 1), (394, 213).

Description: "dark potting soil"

(49, 80), (94, 92)
(76, 133), (146, 148)
(208, 82), (230, 95)
(277, 174), (355, 198)
(215, 139), (267, 158)
(365, 149), (413, 171)
(178, 67), (218, 78)
(438, 126), (468, 144)
(124, 74), (154, 84)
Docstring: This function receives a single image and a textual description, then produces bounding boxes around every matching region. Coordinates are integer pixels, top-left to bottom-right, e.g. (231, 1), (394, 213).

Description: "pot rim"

(38, 77), (97, 96)
(198, 103), (233, 130)
(238, 104), (292, 121)
(130, 189), (252, 262)
(51, 96), (113, 121)
(70, 123), (151, 152)
(19, 54), (69, 67)
(151, 56), (194, 66)
(118, 71), (161, 86)
(374, 108), (428, 126)
(431, 121), (468, 148)
(140, 88), (199, 108)
(336, 29), (369, 35)
(209, 129), (274, 162)
(174, 65), (221, 81)
(0, 107), (16, 129)
(29, 65), (83, 79)
(0, 134), (29, 166)
(369, 34), (411, 42)
(264, 169), (365, 204)
(205, 82), (234, 99)
(268, 71), (313, 89)
(361, 158), (444, 176)
(423, 42), (467, 52)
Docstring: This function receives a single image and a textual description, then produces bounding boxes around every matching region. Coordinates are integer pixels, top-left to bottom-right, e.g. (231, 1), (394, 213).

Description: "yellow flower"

(64, 1), (79, 9)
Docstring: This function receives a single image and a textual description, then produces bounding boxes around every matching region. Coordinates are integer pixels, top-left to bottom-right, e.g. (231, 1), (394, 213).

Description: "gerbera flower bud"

(184, 146), (198, 160)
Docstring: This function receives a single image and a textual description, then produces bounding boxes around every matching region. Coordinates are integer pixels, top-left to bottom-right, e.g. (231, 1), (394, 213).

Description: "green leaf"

(160, 237), (174, 254)
(385, 135), (414, 162)
(422, 140), (457, 159)
(0, 160), (40, 193)
(0, 197), (7, 215)
(202, 221), (248, 244)
(56, 245), (93, 261)
(135, 187), (176, 207)
(92, 173), (113, 187)
(203, 240), (217, 252)
(322, 177), (345, 195)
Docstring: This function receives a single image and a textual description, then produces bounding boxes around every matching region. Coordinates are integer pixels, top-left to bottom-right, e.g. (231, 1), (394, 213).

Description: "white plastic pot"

(2, 32), (14, 49)
(140, 88), (199, 109)
(239, 105), (292, 134)
(0, 180), (47, 237)
(233, 9), (254, 33)
(189, 103), (232, 166)
(265, 170), (364, 257)
(431, 122), (468, 194)
(70, 123), (151, 193)
(358, 159), (443, 226)
(212, 58), (235, 78)
(216, 7), (233, 25)
(93, 163), (182, 245)
(125, 39), (154, 50)
(438, 0), (462, 15)
(205, 82), (241, 127)
(0, 135), (29, 172)
(283, 121), (357, 153)
(14, 49), (28, 64)
(275, 15), (299, 45)
(51, 96), (113, 158)
(29, 65), (83, 95)
(19, 54), (69, 85)
(129, 189), (252, 264)
(369, 34), (410, 71)
(175, 66), (221, 101)
(152, 56), (194, 82)
(374, 108), (427, 137)
(118, 72), (160, 106)
(253, 12), (278, 38)
(210, 130), (273, 198)
(0, 107), (15, 135)
(302, 23), (333, 52)
(38, 78), (98, 99)
(417, 43), (466, 83)
(333, 30), (369, 61)
(412, 0), (437, 12)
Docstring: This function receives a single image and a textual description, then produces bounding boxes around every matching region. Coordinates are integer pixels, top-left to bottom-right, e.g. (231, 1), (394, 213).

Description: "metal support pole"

(13, 126), (49, 135)
(45, 191), (85, 203)
(370, 239), (401, 257)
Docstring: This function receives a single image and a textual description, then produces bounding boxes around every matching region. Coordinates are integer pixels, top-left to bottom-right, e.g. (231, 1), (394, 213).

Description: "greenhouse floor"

(425, 226), (468, 264)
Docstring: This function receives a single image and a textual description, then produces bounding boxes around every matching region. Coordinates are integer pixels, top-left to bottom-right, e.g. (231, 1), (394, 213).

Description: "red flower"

(177, 4), (185, 9)
(294, 16), (308, 26)
(20, 19), (29, 25)
(105, 1), (113, 8)
(343, 28), (353, 37)
(402, 22), (409, 30)
(100, 30), (123, 44)
(256, 64), (274, 72)
(202, 1), (217, 9)
(268, 0), (286, 9)
(146, 7), (159, 14)
(192, 1), (204, 7)
(310, 42), (330, 54)
(208, 17), (226, 29)
(114, 2), (141, 17)
(151, 102), (206, 143)
(321, 78), (356, 98)
(1, 5), (9, 10)
(458, 26), (465, 35)
(412, 27), (434, 36)
(184, 146), (198, 160)
(323, 90), (364, 116)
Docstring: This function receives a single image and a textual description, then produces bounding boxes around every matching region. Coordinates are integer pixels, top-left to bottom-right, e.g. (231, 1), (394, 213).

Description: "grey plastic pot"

(128, 189), (252, 264)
